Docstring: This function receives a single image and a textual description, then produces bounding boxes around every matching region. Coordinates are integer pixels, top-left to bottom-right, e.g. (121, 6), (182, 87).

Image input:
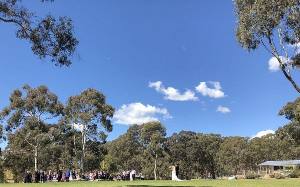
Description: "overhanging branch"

(266, 36), (300, 94)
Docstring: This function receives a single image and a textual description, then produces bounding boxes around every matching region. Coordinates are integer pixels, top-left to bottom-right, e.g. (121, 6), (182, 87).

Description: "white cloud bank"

(252, 129), (275, 139)
(195, 82), (225, 98)
(149, 81), (198, 101)
(216, 105), (231, 114)
(114, 102), (171, 125)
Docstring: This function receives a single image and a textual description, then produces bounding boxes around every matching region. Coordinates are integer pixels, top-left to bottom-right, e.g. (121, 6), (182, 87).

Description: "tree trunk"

(72, 124), (77, 169)
(34, 146), (38, 171)
(81, 127), (86, 173)
(154, 153), (157, 180)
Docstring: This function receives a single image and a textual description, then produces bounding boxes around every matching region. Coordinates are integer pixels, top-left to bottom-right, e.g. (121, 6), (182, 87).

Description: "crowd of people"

(23, 169), (143, 183)
(24, 169), (77, 183)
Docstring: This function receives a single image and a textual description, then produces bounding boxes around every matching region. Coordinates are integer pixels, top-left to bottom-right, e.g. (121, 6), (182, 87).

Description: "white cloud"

(216, 105), (231, 113)
(268, 57), (280, 72)
(268, 56), (289, 72)
(252, 129), (275, 139)
(149, 81), (198, 101)
(195, 82), (225, 98)
(113, 102), (171, 125)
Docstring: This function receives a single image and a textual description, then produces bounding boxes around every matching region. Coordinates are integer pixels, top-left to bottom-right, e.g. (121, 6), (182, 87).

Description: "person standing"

(57, 170), (63, 182)
(130, 170), (136, 181)
(48, 170), (53, 181)
(175, 164), (179, 177)
(171, 165), (182, 181)
(40, 170), (44, 183)
(65, 169), (70, 182)
(34, 170), (40, 183)
(24, 170), (32, 183)
(28, 171), (32, 183)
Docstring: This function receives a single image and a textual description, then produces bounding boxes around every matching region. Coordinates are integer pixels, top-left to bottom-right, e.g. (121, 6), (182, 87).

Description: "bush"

(0, 170), (4, 183)
(273, 173), (285, 179)
(289, 169), (300, 178)
(245, 172), (260, 179)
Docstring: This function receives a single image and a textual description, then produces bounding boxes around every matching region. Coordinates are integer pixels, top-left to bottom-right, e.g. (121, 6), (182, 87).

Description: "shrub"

(289, 169), (300, 178)
(274, 173), (285, 179)
(245, 172), (260, 179)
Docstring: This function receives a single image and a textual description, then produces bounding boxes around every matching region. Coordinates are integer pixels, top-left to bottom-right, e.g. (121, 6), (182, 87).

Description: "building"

(259, 160), (300, 174)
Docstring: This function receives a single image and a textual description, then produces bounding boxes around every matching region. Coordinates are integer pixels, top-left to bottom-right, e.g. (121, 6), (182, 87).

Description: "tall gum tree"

(140, 121), (167, 180)
(64, 88), (114, 173)
(0, 85), (64, 171)
(234, 0), (300, 93)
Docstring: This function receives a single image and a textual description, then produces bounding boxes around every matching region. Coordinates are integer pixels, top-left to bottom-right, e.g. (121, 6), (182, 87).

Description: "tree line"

(102, 121), (300, 180)
(0, 85), (300, 182)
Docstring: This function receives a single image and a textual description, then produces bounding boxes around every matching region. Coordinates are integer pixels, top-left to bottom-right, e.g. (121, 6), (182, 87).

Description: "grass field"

(1, 179), (300, 187)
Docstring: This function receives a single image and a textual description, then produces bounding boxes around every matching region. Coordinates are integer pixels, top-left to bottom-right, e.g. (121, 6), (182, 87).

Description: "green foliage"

(288, 169), (300, 178)
(0, 85), (113, 181)
(0, 85), (64, 178)
(64, 88), (114, 172)
(2, 87), (300, 182)
(166, 132), (223, 179)
(234, 0), (299, 49)
(103, 125), (143, 173)
(0, 0), (78, 66)
(217, 136), (248, 175)
(64, 88), (114, 133)
(234, 0), (300, 92)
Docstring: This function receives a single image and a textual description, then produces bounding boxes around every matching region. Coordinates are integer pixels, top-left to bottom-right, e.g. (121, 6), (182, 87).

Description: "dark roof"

(259, 160), (300, 166)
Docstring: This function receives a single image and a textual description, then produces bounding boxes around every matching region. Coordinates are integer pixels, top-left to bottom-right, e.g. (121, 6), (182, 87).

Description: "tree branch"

(266, 36), (300, 93)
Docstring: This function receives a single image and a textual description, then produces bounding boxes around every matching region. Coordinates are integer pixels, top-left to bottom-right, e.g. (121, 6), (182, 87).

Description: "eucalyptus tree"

(140, 121), (167, 180)
(64, 88), (114, 172)
(0, 85), (64, 171)
(217, 136), (248, 175)
(165, 131), (199, 179)
(0, 0), (78, 66)
(234, 0), (300, 93)
(278, 97), (300, 145)
(103, 125), (144, 173)
(197, 134), (222, 179)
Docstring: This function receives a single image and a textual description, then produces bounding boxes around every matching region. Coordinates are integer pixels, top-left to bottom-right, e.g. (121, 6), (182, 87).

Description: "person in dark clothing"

(43, 172), (47, 183)
(48, 170), (53, 181)
(28, 171), (32, 183)
(175, 164), (179, 177)
(72, 170), (76, 180)
(40, 171), (44, 183)
(24, 171), (28, 183)
(57, 170), (63, 182)
(24, 171), (32, 183)
(34, 170), (40, 183)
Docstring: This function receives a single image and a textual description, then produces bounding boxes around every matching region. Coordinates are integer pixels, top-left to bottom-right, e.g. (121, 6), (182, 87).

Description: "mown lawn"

(1, 179), (300, 187)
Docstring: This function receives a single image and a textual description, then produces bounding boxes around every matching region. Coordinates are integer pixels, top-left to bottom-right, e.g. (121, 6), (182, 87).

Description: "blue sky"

(0, 0), (298, 141)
